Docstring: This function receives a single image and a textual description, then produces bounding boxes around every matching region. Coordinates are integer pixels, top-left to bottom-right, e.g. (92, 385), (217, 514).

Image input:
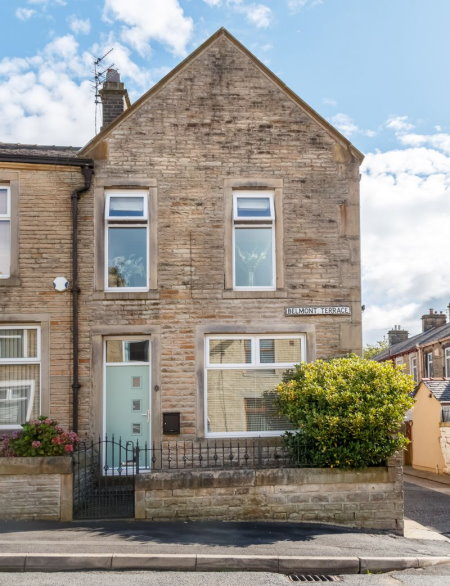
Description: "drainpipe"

(72, 165), (94, 433)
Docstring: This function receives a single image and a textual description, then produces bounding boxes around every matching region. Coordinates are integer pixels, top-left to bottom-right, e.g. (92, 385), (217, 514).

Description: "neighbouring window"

(105, 190), (149, 291)
(410, 355), (418, 382)
(0, 326), (40, 428)
(425, 351), (433, 378)
(445, 348), (450, 378)
(0, 186), (11, 279)
(205, 335), (304, 436)
(233, 191), (275, 290)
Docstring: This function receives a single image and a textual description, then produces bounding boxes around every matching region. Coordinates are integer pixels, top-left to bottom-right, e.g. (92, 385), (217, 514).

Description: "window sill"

(91, 291), (160, 301)
(222, 290), (287, 299)
(0, 276), (20, 287)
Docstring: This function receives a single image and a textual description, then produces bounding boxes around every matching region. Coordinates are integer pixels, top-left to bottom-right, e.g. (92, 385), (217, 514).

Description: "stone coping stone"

(136, 466), (390, 490)
(0, 456), (72, 475)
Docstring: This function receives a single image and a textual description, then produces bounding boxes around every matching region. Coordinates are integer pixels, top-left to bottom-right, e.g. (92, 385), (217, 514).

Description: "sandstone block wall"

(136, 457), (404, 534)
(0, 456), (73, 521)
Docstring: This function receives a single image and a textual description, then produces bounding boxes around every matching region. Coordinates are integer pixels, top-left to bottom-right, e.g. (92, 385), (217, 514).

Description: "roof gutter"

(0, 153), (92, 167)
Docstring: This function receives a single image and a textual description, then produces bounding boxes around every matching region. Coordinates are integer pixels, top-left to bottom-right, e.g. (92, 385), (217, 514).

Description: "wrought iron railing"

(73, 436), (316, 475)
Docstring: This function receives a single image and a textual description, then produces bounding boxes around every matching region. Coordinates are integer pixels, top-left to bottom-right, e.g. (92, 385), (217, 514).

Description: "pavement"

(1, 467), (450, 575)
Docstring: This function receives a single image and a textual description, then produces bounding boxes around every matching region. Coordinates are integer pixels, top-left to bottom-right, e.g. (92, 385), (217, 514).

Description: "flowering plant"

(0, 416), (79, 457)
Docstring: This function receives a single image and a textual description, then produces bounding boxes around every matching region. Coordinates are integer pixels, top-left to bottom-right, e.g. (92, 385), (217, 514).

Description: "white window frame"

(425, 351), (433, 378)
(232, 191), (276, 291)
(0, 185), (11, 279)
(0, 380), (35, 429)
(104, 190), (149, 292)
(410, 355), (418, 382)
(445, 348), (450, 378)
(0, 325), (41, 430)
(204, 334), (305, 438)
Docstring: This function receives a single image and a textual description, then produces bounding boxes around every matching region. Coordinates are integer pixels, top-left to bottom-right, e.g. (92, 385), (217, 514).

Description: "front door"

(104, 338), (151, 471)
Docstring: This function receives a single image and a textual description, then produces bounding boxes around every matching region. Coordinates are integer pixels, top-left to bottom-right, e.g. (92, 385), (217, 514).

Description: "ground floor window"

(205, 334), (305, 437)
(0, 326), (40, 429)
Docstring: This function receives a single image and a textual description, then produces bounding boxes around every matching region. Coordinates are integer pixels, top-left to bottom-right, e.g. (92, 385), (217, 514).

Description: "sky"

(1, 0), (450, 346)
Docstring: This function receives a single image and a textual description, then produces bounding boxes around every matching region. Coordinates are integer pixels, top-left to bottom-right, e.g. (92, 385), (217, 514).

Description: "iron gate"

(73, 437), (138, 520)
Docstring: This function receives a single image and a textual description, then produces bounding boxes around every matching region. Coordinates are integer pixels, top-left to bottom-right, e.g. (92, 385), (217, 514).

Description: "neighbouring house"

(0, 28), (363, 458)
(374, 307), (450, 474)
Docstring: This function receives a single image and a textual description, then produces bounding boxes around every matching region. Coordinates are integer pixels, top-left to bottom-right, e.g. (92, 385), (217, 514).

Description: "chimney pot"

(421, 308), (447, 332)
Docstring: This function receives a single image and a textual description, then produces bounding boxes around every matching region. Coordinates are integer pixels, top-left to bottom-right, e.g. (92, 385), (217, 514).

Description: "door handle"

(141, 409), (151, 423)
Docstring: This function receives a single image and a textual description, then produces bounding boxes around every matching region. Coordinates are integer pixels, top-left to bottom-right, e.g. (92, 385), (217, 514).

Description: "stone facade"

(135, 456), (404, 534)
(0, 29), (363, 445)
(440, 424), (450, 474)
(0, 456), (73, 520)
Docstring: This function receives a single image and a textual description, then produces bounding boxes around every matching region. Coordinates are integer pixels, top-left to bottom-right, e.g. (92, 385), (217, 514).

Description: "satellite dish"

(53, 277), (69, 292)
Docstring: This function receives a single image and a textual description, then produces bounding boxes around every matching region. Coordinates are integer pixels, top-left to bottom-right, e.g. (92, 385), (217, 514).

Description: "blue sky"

(1, 0), (450, 345)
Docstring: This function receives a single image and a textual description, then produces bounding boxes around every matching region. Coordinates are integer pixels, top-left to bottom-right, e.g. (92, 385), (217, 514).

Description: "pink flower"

(64, 444), (74, 453)
(32, 441), (41, 448)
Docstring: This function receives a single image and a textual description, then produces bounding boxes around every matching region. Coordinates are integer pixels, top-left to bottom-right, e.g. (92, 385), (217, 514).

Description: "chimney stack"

(388, 325), (409, 346)
(421, 308), (447, 332)
(99, 69), (128, 130)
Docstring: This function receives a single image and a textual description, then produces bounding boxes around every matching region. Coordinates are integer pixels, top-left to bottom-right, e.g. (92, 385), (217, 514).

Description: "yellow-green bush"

(276, 355), (414, 468)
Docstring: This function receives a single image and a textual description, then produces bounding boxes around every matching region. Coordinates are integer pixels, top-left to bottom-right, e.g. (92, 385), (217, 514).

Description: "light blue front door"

(104, 339), (151, 470)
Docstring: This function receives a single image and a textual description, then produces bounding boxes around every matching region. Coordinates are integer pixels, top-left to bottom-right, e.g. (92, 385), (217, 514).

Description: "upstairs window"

(0, 326), (40, 429)
(445, 348), (450, 378)
(233, 191), (275, 290)
(0, 186), (11, 279)
(105, 191), (149, 291)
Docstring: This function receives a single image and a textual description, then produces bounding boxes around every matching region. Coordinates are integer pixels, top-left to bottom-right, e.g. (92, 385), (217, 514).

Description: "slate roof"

(374, 321), (450, 361)
(0, 143), (80, 158)
(422, 379), (450, 403)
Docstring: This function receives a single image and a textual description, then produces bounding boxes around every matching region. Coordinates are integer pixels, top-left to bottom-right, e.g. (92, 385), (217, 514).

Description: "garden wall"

(136, 455), (404, 534)
(0, 457), (73, 521)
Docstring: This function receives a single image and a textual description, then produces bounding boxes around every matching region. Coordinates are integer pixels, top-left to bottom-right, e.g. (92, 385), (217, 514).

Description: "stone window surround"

(91, 325), (161, 441)
(0, 173), (20, 287)
(94, 178), (158, 295)
(0, 314), (50, 423)
(195, 322), (316, 438)
(224, 177), (284, 297)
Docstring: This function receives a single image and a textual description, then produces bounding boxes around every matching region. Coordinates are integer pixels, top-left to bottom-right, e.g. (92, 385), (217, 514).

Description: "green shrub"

(276, 355), (414, 468)
(0, 416), (79, 457)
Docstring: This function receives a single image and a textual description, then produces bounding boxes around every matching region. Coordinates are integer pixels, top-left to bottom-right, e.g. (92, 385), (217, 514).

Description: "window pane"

(236, 197), (271, 217)
(235, 227), (273, 287)
(0, 329), (38, 360)
(207, 368), (294, 433)
(108, 227), (147, 288)
(0, 220), (10, 277)
(0, 365), (40, 424)
(0, 189), (8, 215)
(260, 338), (301, 364)
(109, 196), (144, 217)
(209, 339), (252, 364)
(106, 340), (149, 363)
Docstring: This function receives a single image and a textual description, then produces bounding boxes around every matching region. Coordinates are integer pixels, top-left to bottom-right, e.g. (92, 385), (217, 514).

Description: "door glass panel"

(234, 227), (273, 287)
(106, 340), (149, 363)
(107, 226), (147, 288)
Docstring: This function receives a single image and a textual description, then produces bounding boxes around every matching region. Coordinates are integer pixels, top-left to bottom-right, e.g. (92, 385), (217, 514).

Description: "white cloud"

(201, 0), (272, 28)
(16, 8), (37, 20)
(242, 4), (272, 28)
(69, 16), (91, 35)
(385, 115), (414, 133)
(288, 0), (323, 13)
(361, 141), (450, 344)
(103, 0), (194, 56)
(331, 112), (376, 138)
(322, 97), (337, 107)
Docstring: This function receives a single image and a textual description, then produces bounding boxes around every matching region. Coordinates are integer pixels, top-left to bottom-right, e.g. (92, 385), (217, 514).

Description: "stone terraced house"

(0, 28), (363, 449)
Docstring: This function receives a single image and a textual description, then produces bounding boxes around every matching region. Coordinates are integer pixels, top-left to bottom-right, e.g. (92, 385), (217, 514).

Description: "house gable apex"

(79, 28), (363, 162)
